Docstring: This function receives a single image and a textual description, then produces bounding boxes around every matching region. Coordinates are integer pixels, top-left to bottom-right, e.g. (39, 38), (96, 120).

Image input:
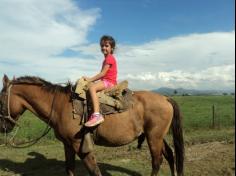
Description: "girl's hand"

(82, 76), (90, 81)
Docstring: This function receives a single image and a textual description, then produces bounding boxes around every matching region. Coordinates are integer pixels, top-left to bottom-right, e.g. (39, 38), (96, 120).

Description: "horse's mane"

(12, 76), (72, 93)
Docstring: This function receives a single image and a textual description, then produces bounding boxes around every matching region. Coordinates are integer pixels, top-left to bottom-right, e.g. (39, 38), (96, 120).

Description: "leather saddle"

(72, 78), (134, 116)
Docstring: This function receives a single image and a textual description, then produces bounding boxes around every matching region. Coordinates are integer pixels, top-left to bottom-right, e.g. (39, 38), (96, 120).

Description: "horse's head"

(0, 74), (75, 134)
(0, 74), (18, 133)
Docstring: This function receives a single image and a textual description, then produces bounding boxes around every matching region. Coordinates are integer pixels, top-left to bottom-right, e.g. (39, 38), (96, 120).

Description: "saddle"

(73, 78), (134, 116)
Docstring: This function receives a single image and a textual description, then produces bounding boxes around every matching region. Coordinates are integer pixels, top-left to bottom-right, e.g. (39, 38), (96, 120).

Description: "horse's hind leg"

(79, 152), (102, 176)
(163, 139), (175, 176)
(147, 133), (164, 176)
(139, 134), (172, 176)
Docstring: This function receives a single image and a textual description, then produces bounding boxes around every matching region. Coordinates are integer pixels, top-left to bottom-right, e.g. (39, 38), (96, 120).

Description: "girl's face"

(100, 41), (113, 56)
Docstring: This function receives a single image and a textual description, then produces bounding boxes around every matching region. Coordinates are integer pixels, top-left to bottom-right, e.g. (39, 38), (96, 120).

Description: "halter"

(0, 82), (56, 148)
(0, 84), (20, 126)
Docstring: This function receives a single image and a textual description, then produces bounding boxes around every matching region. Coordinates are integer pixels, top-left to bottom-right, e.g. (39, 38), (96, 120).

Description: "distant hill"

(152, 87), (235, 96)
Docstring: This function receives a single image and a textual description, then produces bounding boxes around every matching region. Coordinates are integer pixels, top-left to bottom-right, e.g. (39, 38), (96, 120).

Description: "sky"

(0, 0), (235, 91)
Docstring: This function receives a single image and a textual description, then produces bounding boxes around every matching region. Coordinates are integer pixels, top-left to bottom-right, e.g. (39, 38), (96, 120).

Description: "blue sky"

(77, 0), (235, 43)
(0, 0), (235, 91)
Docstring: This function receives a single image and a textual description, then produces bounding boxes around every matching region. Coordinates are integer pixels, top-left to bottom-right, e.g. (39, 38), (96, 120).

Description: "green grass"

(13, 112), (55, 140)
(181, 128), (234, 145)
(173, 95), (235, 131)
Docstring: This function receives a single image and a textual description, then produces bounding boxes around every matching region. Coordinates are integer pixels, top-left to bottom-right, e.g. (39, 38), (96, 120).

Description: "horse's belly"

(94, 113), (143, 147)
(94, 130), (139, 147)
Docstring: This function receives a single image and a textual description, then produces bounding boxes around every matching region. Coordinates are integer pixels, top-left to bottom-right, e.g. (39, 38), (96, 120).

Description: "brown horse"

(0, 75), (184, 176)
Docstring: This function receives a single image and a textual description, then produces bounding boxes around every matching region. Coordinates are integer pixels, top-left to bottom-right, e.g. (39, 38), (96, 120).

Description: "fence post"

(212, 104), (215, 128)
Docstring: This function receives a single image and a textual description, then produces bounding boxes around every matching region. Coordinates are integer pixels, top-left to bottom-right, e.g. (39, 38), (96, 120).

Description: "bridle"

(0, 84), (20, 127)
(0, 82), (56, 148)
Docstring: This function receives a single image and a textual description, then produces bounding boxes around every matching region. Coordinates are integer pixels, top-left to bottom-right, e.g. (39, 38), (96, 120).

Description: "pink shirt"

(102, 54), (117, 85)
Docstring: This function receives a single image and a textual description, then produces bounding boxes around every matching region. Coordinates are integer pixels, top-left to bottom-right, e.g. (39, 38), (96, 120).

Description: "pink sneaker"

(85, 113), (104, 127)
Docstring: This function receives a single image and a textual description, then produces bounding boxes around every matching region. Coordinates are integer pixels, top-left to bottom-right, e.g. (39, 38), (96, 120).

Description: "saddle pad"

(72, 88), (134, 116)
(75, 78), (129, 109)
(73, 78), (133, 115)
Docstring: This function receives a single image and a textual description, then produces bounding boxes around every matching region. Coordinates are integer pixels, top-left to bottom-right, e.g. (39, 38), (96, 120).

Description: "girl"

(84, 35), (117, 127)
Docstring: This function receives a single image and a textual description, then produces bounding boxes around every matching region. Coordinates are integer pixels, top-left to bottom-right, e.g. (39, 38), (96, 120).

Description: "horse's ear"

(3, 74), (10, 87)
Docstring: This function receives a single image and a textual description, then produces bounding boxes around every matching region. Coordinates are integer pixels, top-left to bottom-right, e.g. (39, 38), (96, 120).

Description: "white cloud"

(125, 64), (235, 90)
(0, 0), (234, 91)
(117, 31), (235, 72)
(0, 0), (100, 63)
(116, 31), (235, 90)
(127, 72), (157, 81)
(158, 64), (235, 90)
(0, 0), (100, 84)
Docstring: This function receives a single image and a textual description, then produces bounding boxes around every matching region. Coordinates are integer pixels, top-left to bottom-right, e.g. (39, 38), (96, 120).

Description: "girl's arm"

(85, 64), (110, 82)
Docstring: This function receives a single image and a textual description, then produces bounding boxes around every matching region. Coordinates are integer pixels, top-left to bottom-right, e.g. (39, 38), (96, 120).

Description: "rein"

(0, 84), (58, 148)
(0, 85), (20, 126)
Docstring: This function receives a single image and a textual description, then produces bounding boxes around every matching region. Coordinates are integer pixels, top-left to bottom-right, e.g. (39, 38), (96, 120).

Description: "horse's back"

(95, 90), (173, 146)
(133, 90), (168, 102)
(133, 91), (173, 113)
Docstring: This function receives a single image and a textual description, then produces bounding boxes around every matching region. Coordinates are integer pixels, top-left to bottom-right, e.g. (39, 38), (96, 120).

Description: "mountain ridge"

(152, 87), (235, 96)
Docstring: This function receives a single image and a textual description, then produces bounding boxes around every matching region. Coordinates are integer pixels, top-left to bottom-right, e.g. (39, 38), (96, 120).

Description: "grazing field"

(174, 95), (235, 130)
(0, 95), (235, 176)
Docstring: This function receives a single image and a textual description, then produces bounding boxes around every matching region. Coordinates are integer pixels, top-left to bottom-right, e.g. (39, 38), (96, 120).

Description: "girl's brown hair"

(100, 35), (116, 53)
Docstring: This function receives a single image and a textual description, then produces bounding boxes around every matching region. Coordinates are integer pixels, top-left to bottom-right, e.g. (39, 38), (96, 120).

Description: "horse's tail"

(168, 97), (184, 176)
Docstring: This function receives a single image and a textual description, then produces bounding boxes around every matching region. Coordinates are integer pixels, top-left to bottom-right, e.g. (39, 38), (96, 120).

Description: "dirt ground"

(184, 141), (235, 176)
(0, 141), (235, 176)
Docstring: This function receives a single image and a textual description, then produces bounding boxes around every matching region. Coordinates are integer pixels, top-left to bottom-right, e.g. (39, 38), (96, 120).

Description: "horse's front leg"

(64, 143), (76, 176)
(79, 152), (102, 176)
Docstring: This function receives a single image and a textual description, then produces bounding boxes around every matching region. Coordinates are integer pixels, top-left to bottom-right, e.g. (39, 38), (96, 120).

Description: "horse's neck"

(17, 85), (63, 123)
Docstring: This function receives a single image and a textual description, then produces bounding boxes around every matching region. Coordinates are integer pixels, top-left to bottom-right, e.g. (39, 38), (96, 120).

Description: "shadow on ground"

(0, 151), (142, 176)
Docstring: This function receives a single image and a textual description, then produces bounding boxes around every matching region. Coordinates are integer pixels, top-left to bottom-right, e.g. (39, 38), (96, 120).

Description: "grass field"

(174, 95), (235, 130)
(0, 95), (235, 176)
